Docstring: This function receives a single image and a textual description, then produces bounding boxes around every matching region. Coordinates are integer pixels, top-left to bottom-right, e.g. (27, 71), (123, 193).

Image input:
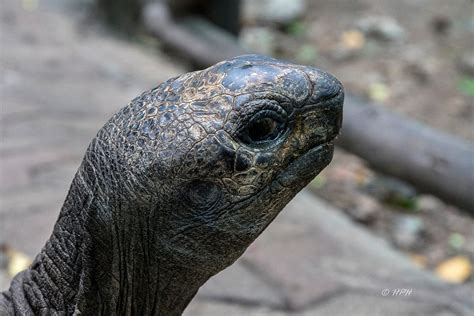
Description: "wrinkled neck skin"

(1, 140), (212, 316)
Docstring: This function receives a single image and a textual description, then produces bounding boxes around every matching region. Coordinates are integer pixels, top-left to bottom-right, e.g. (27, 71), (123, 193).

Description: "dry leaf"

(341, 30), (366, 50)
(6, 248), (32, 277)
(435, 256), (472, 283)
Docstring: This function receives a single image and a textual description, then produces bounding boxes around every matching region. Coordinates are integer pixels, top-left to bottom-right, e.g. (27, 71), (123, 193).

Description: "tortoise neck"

(6, 165), (93, 314)
(7, 157), (209, 315)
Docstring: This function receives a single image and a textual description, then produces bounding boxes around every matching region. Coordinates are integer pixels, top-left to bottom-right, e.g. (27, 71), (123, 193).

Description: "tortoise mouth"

(274, 141), (335, 188)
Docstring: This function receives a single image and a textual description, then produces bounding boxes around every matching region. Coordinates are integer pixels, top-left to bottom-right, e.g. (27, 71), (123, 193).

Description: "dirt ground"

(239, 0), (474, 286)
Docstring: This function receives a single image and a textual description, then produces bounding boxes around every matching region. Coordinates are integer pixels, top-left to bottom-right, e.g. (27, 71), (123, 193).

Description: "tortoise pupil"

(248, 118), (277, 142)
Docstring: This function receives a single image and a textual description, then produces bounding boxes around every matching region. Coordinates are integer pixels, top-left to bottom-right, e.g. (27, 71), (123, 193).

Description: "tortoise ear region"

(186, 180), (222, 210)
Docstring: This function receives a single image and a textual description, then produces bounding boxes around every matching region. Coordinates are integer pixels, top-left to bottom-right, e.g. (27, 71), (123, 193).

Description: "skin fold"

(0, 54), (344, 315)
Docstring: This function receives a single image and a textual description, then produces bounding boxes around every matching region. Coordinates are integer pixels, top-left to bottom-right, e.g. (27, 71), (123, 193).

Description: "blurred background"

(0, 0), (473, 314)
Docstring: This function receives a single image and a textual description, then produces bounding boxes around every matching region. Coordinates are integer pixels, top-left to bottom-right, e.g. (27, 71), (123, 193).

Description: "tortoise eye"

(247, 117), (278, 142)
(236, 100), (288, 146)
(240, 110), (287, 146)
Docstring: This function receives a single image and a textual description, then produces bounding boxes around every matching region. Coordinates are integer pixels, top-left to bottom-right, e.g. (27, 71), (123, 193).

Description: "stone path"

(1, 1), (473, 315)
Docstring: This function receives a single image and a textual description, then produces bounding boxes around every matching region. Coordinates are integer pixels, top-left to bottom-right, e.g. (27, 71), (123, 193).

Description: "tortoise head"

(96, 54), (343, 274)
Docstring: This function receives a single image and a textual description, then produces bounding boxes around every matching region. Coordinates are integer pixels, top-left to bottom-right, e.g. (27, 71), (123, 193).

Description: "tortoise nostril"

(315, 75), (342, 103)
(304, 68), (344, 105)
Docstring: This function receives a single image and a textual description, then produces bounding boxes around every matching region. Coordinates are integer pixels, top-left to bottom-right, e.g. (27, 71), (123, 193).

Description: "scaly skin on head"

(0, 55), (343, 315)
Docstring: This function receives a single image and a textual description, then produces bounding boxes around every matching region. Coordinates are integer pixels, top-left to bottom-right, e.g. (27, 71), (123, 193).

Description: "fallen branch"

(143, 3), (247, 68)
(339, 96), (474, 212)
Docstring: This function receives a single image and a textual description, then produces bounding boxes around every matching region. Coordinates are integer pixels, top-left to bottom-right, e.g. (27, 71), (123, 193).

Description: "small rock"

(391, 215), (426, 250)
(457, 53), (474, 76)
(364, 176), (417, 210)
(417, 195), (443, 212)
(406, 61), (433, 84)
(430, 15), (452, 35)
(344, 193), (379, 224)
(242, 0), (306, 25)
(356, 16), (406, 42)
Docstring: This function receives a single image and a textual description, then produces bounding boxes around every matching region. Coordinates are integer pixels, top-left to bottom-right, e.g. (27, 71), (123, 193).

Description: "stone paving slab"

(197, 260), (284, 308)
(1, 1), (473, 315)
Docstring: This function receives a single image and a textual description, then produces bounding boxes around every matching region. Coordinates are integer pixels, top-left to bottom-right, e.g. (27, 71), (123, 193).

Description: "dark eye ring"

(248, 117), (278, 142)
(241, 111), (286, 145)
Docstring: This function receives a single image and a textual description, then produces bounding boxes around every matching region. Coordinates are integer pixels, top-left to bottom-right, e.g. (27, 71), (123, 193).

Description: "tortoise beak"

(303, 67), (344, 138)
